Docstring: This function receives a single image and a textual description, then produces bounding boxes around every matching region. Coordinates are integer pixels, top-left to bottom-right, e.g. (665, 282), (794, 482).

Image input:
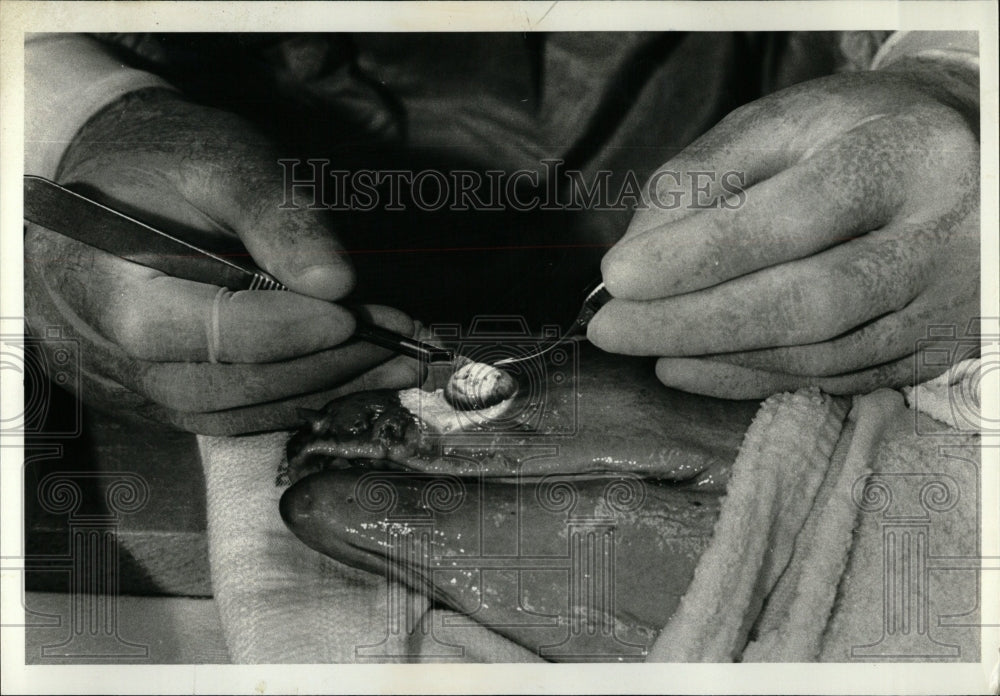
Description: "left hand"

(24, 88), (423, 435)
(588, 63), (980, 399)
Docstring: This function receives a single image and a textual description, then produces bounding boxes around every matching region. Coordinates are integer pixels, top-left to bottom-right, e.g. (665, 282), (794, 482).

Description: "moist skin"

(284, 387), (520, 484)
(284, 348), (757, 487)
(280, 468), (721, 661)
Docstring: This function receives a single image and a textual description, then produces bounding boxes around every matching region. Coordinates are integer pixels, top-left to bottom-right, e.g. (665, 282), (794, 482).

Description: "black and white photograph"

(1, 1), (998, 693)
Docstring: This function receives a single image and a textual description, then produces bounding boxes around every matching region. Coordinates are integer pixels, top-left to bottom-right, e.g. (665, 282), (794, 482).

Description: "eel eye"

(296, 407), (327, 433)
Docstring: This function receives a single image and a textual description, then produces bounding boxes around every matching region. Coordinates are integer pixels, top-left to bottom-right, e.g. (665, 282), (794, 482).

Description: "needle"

(492, 281), (611, 367)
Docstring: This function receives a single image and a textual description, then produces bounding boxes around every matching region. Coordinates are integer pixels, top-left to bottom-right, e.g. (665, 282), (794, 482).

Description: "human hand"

(24, 88), (422, 434)
(589, 63), (979, 399)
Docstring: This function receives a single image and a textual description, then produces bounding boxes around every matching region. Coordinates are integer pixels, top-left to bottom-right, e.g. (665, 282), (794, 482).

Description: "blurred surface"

(23, 592), (228, 664)
(24, 385), (211, 597)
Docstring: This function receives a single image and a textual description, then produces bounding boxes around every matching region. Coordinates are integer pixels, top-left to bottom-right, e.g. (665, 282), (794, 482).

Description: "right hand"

(25, 88), (422, 435)
(589, 65), (979, 399)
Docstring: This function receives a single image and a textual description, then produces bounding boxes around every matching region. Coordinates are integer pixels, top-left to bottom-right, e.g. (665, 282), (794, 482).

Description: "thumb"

(244, 200), (355, 301)
(56, 85), (355, 301)
(179, 160), (355, 301)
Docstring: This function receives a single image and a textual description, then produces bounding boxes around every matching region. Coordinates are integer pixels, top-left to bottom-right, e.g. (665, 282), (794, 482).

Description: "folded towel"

(741, 390), (903, 661)
(648, 389), (849, 661)
(197, 366), (982, 664)
(200, 431), (524, 663)
(817, 395), (981, 662)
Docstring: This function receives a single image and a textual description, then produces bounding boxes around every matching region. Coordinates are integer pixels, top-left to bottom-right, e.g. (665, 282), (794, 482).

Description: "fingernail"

(600, 248), (633, 299)
(297, 264), (355, 301)
(586, 309), (613, 350)
(365, 306), (415, 337)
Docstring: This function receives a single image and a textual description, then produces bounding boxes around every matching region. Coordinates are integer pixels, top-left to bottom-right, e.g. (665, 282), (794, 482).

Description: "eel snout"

(280, 468), (722, 661)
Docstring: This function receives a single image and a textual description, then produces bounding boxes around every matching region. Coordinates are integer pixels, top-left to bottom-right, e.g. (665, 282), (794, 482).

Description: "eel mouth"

(278, 473), (392, 579)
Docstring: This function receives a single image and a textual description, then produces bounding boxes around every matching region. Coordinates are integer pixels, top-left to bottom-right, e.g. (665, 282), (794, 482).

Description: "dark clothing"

(94, 32), (842, 325)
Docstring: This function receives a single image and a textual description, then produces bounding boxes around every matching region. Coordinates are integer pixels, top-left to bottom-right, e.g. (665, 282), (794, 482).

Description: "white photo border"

(1, 2), (997, 694)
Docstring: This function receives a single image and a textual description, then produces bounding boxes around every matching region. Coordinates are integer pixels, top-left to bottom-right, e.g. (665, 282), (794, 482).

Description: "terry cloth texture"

(197, 365), (982, 663)
(648, 389), (849, 662)
(201, 431), (421, 663)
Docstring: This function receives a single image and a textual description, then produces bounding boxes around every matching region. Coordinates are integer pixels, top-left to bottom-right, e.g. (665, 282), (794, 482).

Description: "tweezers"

(23, 175), (455, 364)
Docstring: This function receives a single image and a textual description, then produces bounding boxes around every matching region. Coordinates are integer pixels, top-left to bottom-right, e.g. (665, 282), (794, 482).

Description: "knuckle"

(717, 99), (760, 128)
(770, 277), (841, 345)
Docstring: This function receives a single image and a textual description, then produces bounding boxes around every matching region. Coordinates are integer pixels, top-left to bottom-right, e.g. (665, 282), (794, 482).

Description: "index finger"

(603, 116), (910, 300)
(588, 231), (927, 357)
(159, 128), (356, 301)
(25, 226), (358, 363)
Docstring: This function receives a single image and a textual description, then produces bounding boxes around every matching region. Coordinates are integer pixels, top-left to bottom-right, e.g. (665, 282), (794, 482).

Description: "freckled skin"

(26, 87), (427, 436)
(591, 66), (980, 399)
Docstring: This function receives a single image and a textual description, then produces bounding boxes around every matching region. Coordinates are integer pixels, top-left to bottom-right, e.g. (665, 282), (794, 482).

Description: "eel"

(279, 384), (849, 661)
(278, 348), (766, 660)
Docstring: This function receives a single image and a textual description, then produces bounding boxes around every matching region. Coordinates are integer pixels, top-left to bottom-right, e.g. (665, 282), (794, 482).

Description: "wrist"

(881, 56), (979, 133)
(25, 34), (178, 179)
(871, 31), (979, 126)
